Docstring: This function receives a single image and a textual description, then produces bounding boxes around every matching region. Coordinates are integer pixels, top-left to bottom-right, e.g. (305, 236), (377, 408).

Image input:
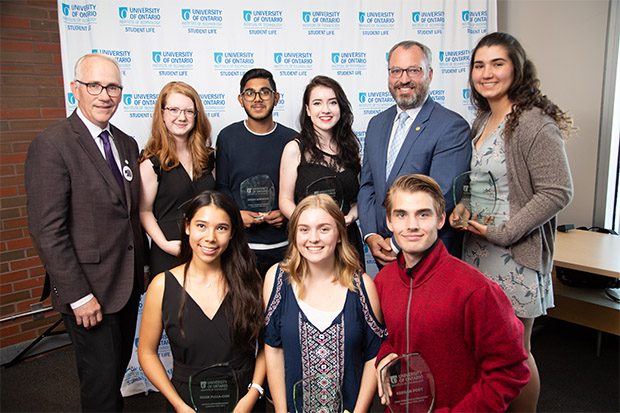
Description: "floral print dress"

(462, 120), (554, 318)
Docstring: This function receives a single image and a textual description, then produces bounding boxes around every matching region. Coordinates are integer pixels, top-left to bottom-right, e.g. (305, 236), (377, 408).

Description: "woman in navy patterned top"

(263, 194), (386, 412)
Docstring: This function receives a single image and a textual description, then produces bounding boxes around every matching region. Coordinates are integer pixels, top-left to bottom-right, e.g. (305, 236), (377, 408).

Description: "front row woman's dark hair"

(469, 31), (574, 139)
(177, 190), (263, 349)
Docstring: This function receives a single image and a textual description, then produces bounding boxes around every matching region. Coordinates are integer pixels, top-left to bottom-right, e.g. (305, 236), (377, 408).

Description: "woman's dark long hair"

(469, 32), (574, 139)
(177, 191), (263, 349)
(297, 75), (361, 174)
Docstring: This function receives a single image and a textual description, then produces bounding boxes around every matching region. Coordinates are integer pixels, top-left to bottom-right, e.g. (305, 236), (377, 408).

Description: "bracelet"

(247, 382), (264, 399)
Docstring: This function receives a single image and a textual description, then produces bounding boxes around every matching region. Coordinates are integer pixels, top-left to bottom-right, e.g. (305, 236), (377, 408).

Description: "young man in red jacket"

(374, 174), (530, 411)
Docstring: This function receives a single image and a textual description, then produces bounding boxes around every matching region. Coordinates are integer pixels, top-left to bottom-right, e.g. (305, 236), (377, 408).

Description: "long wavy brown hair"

(297, 76), (361, 174)
(140, 81), (213, 178)
(280, 194), (361, 300)
(469, 32), (574, 139)
(177, 191), (262, 349)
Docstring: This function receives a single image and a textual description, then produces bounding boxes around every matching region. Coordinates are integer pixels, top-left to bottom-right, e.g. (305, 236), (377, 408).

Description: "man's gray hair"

(74, 53), (122, 81)
(388, 41), (433, 68)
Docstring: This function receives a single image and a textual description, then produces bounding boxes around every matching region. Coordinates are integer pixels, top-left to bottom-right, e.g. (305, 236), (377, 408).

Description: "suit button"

(128, 245), (133, 250)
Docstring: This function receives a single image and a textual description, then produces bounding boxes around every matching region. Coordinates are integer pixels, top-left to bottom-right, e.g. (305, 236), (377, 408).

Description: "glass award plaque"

(240, 174), (276, 213)
(379, 353), (436, 413)
(293, 373), (343, 413)
(452, 170), (497, 227)
(305, 176), (344, 210)
(189, 363), (239, 412)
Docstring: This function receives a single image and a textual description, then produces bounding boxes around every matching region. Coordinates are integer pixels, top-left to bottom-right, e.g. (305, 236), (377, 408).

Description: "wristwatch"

(247, 382), (264, 399)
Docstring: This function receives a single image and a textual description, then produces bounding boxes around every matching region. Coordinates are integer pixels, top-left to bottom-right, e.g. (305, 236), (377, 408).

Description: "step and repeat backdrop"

(58, 0), (496, 148)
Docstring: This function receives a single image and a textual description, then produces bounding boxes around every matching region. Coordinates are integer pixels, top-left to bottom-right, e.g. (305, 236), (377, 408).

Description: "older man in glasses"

(215, 68), (297, 276)
(25, 53), (143, 411)
(358, 40), (471, 267)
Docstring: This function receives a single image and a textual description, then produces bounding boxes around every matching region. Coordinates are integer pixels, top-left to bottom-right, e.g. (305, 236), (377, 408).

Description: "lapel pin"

(123, 165), (133, 181)
(415, 126), (421, 131)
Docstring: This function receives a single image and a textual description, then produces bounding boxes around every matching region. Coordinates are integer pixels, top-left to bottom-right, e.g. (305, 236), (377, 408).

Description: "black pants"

(253, 246), (288, 278)
(62, 284), (140, 412)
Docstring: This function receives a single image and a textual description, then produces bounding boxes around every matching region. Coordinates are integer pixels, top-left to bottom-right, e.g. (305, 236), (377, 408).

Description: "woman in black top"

(279, 76), (364, 267)
(138, 191), (264, 412)
(139, 82), (215, 278)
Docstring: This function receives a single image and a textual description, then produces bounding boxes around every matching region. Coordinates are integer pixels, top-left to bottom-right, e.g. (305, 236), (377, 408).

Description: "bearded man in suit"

(25, 53), (144, 412)
(358, 40), (471, 266)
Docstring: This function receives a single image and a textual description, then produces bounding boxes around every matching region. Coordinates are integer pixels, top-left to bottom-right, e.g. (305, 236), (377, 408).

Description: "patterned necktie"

(99, 130), (126, 197)
(386, 111), (410, 179)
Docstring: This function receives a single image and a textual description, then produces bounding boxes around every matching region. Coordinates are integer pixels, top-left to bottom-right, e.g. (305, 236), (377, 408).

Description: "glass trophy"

(452, 170), (497, 227)
(240, 174), (276, 213)
(305, 176), (344, 210)
(189, 363), (239, 412)
(293, 373), (343, 413)
(379, 353), (436, 413)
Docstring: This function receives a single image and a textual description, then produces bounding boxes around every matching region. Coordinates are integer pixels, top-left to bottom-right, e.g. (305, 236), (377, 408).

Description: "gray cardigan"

(473, 107), (573, 274)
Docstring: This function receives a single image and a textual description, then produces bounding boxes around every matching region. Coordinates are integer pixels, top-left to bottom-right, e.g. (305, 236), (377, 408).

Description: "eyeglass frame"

(387, 66), (428, 79)
(163, 107), (198, 118)
(74, 79), (123, 97)
(241, 88), (276, 102)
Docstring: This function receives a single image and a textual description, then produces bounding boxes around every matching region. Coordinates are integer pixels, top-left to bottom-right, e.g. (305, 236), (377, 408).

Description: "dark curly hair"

(469, 32), (574, 139)
(297, 75), (361, 174)
(177, 191), (263, 349)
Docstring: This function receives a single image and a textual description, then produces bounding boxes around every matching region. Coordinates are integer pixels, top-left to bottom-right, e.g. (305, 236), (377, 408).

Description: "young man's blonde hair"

(384, 174), (446, 217)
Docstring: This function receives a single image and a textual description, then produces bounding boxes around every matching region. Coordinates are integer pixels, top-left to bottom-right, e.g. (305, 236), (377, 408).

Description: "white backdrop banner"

(58, 0), (496, 147)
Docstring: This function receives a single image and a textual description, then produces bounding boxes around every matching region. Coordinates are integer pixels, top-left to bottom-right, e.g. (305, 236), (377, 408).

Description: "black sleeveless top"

(148, 154), (215, 276)
(293, 141), (359, 216)
(162, 271), (254, 410)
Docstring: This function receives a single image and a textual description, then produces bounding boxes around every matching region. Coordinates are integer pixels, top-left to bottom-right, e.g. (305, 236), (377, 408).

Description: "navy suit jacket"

(25, 111), (144, 315)
(358, 98), (471, 256)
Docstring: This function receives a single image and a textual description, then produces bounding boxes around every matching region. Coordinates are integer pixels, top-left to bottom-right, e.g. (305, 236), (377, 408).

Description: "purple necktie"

(99, 130), (126, 198)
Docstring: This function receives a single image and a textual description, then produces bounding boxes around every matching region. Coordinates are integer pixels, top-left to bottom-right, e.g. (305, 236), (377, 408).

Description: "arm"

(486, 122), (573, 246)
(234, 347), (266, 413)
(278, 140), (301, 220)
(428, 115), (471, 214)
(444, 285), (530, 412)
(354, 273), (384, 411)
(344, 203), (358, 226)
(357, 135), (377, 238)
(263, 265), (287, 412)
(25, 134), (95, 310)
(265, 345), (287, 413)
(137, 273), (193, 413)
(354, 358), (378, 412)
(139, 159), (181, 257)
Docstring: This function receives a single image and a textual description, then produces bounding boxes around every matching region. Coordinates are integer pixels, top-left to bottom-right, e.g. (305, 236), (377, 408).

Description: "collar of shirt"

(76, 107), (112, 140)
(393, 97), (426, 127)
(76, 108), (122, 168)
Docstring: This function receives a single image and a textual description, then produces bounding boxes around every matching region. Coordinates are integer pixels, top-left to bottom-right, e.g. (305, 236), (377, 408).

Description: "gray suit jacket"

(25, 111), (144, 314)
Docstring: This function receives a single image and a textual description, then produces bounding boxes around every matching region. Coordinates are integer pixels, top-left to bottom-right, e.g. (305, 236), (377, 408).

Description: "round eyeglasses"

(75, 80), (123, 97)
(241, 88), (275, 102)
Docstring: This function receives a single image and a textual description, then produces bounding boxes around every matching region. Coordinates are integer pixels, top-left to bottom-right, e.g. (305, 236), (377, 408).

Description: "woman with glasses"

(140, 81), (215, 279)
(264, 194), (385, 413)
(279, 76), (365, 268)
(449, 32), (573, 412)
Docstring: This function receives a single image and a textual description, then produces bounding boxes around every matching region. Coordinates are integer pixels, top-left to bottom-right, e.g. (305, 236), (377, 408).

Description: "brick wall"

(0, 0), (65, 349)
